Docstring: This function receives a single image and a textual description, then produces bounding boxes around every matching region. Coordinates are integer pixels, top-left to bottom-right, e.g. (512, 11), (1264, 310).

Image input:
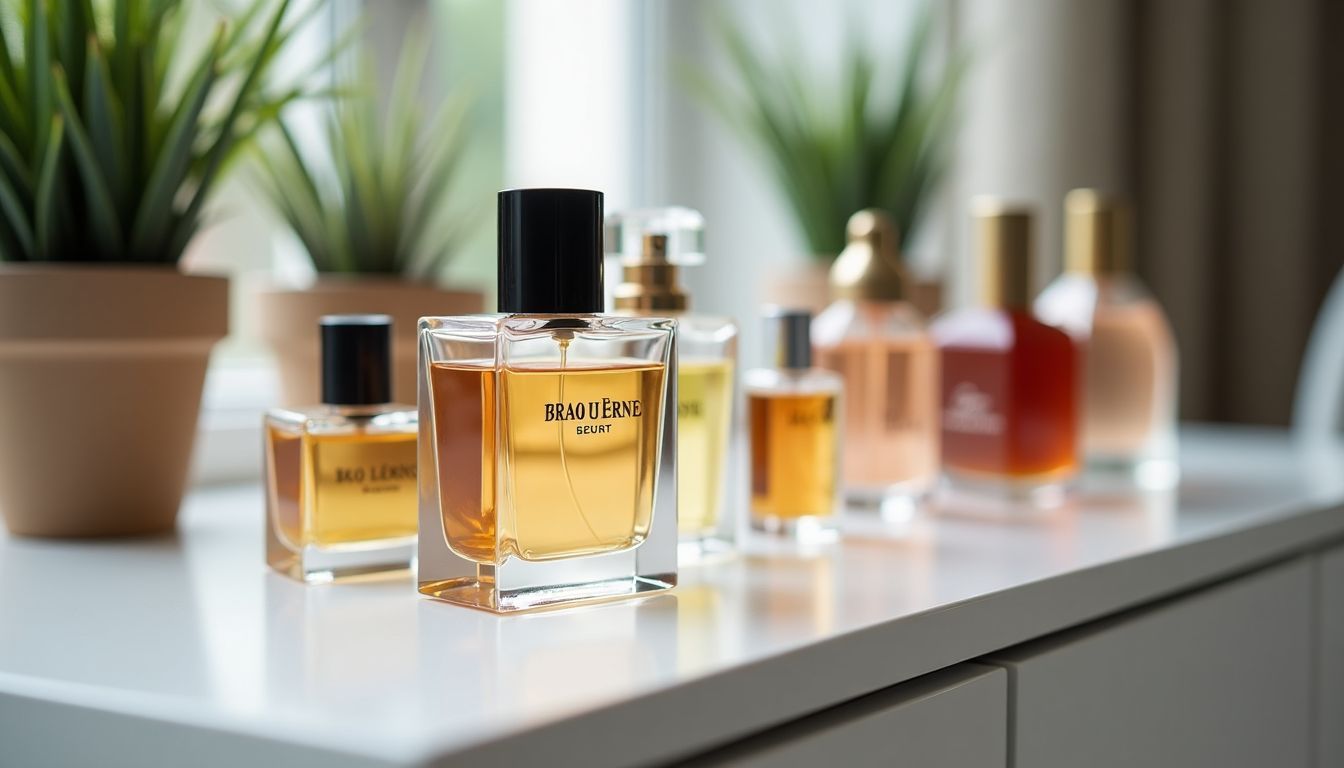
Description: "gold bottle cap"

(1066, 189), (1131, 275)
(830, 209), (907, 302)
(608, 207), (704, 312)
(972, 198), (1034, 309)
(613, 234), (688, 311)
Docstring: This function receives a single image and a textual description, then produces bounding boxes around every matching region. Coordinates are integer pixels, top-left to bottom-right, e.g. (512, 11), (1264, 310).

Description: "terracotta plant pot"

(258, 278), (485, 407)
(0, 265), (228, 537)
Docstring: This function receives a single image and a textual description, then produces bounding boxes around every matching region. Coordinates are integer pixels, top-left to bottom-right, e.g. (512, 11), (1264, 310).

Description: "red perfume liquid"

(933, 308), (1079, 487)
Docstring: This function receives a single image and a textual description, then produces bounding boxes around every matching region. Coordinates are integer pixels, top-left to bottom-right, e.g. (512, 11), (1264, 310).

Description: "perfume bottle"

(1035, 190), (1178, 486)
(931, 202), (1079, 501)
(265, 315), (418, 582)
(813, 209), (938, 503)
(747, 309), (843, 537)
(418, 188), (677, 612)
(609, 207), (737, 559)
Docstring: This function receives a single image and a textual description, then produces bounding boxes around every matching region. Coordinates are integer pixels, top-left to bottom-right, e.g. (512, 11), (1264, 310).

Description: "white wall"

(949, 0), (1130, 305)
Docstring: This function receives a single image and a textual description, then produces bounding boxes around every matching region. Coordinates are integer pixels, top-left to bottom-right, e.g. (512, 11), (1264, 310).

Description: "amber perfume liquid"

(265, 408), (418, 582)
(429, 359), (664, 564)
(677, 357), (734, 538)
(418, 313), (677, 613)
(934, 309), (1079, 492)
(746, 373), (842, 530)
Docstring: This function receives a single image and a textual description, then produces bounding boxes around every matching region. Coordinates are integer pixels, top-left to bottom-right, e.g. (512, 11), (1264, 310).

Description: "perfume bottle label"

(943, 382), (1005, 436)
(334, 460), (416, 487)
(786, 399), (835, 426)
(544, 398), (643, 422)
(309, 434), (419, 544)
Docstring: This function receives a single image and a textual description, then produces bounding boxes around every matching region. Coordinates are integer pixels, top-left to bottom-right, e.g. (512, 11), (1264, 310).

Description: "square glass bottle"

(747, 309), (843, 539)
(813, 210), (939, 507)
(1034, 190), (1178, 487)
(931, 202), (1079, 504)
(609, 207), (738, 560)
(418, 189), (678, 613)
(265, 315), (418, 582)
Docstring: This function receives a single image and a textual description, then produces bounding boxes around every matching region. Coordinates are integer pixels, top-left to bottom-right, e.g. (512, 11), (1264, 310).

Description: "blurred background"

(182, 0), (1344, 480)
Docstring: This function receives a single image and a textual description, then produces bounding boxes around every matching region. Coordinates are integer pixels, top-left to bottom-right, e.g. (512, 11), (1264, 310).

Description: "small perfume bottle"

(1035, 190), (1178, 486)
(264, 315), (418, 582)
(609, 207), (737, 559)
(747, 309), (843, 537)
(931, 202), (1079, 501)
(418, 189), (677, 612)
(813, 209), (939, 504)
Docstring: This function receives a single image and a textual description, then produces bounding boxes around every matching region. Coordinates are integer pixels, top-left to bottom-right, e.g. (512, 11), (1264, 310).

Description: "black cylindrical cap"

(764, 307), (813, 370)
(498, 188), (604, 313)
(320, 315), (392, 406)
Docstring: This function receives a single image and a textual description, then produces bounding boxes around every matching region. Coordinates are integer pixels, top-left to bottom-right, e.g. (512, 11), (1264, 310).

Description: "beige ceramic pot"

(0, 265), (228, 537)
(763, 261), (835, 313)
(258, 278), (484, 407)
(765, 259), (945, 317)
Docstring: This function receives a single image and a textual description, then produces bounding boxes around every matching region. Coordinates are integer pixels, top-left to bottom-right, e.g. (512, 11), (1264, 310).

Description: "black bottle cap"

(498, 188), (604, 313)
(320, 315), (392, 406)
(764, 307), (813, 370)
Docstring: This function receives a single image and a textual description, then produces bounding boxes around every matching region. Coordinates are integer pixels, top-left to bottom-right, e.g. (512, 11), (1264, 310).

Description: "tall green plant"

(252, 29), (470, 280)
(685, 6), (964, 259)
(0, 0), (321, 263)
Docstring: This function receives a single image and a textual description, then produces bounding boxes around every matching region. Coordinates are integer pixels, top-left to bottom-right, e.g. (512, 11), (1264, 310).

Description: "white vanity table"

(1, 426), (1341, 767)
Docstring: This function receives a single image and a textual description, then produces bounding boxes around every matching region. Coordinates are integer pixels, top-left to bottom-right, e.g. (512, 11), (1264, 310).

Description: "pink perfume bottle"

(813, 210), (938, 503)
(1035, 190), (1177, 486)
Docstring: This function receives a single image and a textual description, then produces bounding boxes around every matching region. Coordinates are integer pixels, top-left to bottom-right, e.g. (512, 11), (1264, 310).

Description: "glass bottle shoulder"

(1036, 272), (1169, 339)
(421, 313), (676, 370)
(420, 313), (676, 337)
(813, 299), (927, 348)
(932, 306), (1070, 351)
(265, 404), (417, 436)
(744, 367), (843, 395)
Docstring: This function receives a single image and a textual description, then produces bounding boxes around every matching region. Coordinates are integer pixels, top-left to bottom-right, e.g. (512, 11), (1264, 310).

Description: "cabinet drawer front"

(1319, 544), (1344, 767)
(991, 558), (1313, 768)
(682, 664), (1006, 768)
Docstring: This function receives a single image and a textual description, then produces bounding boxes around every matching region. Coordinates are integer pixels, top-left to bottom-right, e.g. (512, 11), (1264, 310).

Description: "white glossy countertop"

(2, 427), (1343, 767)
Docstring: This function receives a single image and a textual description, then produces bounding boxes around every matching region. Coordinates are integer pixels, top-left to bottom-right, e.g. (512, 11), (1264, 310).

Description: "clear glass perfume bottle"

(747, 309), (843, 538)
(609, 207), (737, 560)
(931, 202), (1079, 503)
(813, 209), (938, 505)
(265, 315), (418, 582)
(1035, 190), (1178, 487)
(418, 189), (678, 612)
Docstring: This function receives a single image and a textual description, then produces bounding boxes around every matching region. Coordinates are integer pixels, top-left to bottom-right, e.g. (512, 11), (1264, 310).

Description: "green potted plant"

(253, 31), (483, 408)
(685, 7), (962, 312)
(0, 0), (313, 536)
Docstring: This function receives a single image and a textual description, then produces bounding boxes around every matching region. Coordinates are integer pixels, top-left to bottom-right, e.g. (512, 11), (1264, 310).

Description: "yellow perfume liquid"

(265, 425), (419, 551)
(677, 358), (734, 537)
(430, 359), (666, 564)
(749, 391), (839, 520)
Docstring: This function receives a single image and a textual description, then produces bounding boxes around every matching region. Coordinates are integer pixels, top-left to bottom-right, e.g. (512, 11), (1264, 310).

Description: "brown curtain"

(1132, 0), (1344, 424)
